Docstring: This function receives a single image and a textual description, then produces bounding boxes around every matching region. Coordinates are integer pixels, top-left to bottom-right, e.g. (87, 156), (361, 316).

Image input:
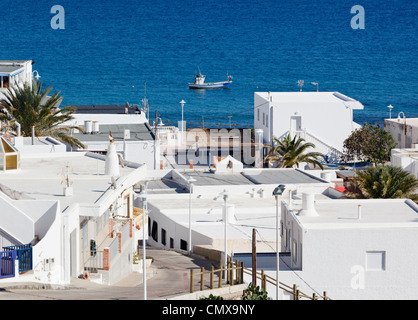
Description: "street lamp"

(387, 104), (394, 119)
(187, 177), (196, 255)
(179, 99), (186, 131)
(137, 187), (148, 300)
(220, 189), (229, 271)
(272, 184), (286, 300)
(311, 82), (319, 92)
(33, 70), (41, 81)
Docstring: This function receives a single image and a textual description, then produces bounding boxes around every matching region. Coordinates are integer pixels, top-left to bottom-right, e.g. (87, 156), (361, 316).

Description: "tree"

(347, 165), (418, 201)
(342, 123), (396, 165)
(264, 133), (325, 169)
(0, 80), (85, 148)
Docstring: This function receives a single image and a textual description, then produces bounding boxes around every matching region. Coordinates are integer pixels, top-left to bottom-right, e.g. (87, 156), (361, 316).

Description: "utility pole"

(252, 228), (257, 286)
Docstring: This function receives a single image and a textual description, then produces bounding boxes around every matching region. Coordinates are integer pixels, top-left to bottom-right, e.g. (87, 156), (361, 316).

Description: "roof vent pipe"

(298, 192), (319, 217)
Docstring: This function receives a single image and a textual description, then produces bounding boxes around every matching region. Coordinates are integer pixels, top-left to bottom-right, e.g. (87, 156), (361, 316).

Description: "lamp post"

(179, 100), (186, 144)
(220, 189), (229, 270)
(387, 104), (393, 119)
(272, 184), (286, 300)
(138, 186), (148, 300)
(187, 177), (196, 255)
(32, 70), (41, 81)
(311, 82), (319, 92)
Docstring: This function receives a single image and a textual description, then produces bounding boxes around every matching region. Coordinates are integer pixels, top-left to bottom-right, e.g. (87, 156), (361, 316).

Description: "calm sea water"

(1, 0), (417, 127)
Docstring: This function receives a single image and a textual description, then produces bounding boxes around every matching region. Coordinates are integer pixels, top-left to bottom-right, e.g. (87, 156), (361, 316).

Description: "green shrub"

(241, 283), (270, 300)
(200, 293), (224, 300)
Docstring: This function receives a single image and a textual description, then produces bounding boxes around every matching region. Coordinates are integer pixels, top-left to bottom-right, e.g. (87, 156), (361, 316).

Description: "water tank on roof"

(84, 120), (92, 134)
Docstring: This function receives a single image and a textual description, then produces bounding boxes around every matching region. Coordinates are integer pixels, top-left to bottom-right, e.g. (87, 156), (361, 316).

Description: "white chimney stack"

(105, 139), (120, 177)
(298, 193), (319, 217)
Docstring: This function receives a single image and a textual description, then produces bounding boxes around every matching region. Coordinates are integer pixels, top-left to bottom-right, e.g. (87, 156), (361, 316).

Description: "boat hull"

(189, 81), (232, 89)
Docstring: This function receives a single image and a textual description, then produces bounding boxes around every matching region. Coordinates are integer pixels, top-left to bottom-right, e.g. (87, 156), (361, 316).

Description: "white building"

(390, 147), (418, 179)
(63, 109), (160, 170)
(0, 60), (34, 100)
(254, 92), (364, 163)
(384, 116), (418, 149)
(0, 139), (148, 285)
(142, 167), (337, 257)
(278, 196), (418, 300)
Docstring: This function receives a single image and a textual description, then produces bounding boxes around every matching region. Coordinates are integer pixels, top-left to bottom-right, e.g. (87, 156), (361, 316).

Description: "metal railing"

(3, 244), (32, 272)
(84, 250), (104, 273)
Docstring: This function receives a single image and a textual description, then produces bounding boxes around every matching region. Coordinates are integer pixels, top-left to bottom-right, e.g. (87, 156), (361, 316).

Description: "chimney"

(358, 204), (362, 220)
(105, 139), (120, 177)
(298, 193), (319, 217)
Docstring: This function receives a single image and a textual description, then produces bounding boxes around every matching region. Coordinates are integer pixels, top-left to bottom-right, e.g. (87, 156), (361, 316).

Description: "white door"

(290, 116), (302, 132)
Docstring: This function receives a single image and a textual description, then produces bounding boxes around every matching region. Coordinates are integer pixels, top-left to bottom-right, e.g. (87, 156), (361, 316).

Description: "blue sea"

(2, 0), (417, 127)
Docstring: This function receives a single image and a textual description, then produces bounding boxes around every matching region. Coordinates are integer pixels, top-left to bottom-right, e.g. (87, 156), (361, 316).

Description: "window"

(161, 228), (167, 246)
(262, 113), (265, 125)
(151, 221), (158, 242)
(1, 76), (9, 88)
(82, 222), (88, 249)
(292, 240), (298, 264)
(366, 251), (386, 271)
(180, 239), (188, 251)
(266, 115), (268, 128)
(257, 109), (260, 121)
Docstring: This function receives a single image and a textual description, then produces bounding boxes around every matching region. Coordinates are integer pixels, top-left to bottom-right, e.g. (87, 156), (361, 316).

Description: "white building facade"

(0, 60), (34, 101)
(279, 196), (418, 300)
(254, 92), (364, 163)
(384, 117), (418, 149)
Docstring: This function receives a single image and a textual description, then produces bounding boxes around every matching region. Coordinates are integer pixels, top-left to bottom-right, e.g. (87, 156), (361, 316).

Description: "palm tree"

(264, 133), (325, 169)
(347, 165), (418, 200)
(0, 80), (85, 148)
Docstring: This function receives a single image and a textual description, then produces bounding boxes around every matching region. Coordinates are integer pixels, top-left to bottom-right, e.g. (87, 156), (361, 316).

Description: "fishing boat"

(188, 71), (232, 89)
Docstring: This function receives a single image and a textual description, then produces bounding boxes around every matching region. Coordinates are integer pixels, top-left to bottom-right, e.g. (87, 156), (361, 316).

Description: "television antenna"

(297, 80), (304, 92)
(311, 82), (319, 92)
(60, 162), (73, 188)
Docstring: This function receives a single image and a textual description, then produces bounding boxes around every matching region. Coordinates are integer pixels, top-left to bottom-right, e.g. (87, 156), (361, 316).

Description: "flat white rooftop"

(146, 191), (333, 252)
(385, 117), (418, 127)
(255, 91), (364, 110)
(290, 199), (418, 230)
(0, 152), (137, 211)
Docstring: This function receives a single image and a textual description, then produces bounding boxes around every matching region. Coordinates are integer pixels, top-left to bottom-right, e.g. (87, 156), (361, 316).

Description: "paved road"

(0, 248), (218, 300)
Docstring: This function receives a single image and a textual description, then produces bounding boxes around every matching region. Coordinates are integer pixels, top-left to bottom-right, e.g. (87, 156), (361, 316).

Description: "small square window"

(366, 251), (386, 271)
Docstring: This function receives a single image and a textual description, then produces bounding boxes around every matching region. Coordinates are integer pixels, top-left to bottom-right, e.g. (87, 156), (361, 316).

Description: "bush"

(200, 293), (224, 300)
(241, 283), (270, 300)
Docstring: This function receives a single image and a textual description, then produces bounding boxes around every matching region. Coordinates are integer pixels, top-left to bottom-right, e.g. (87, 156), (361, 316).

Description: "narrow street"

(0, 248), (218, 300)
